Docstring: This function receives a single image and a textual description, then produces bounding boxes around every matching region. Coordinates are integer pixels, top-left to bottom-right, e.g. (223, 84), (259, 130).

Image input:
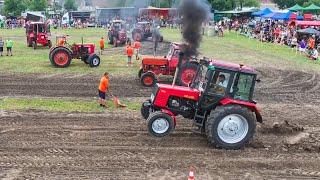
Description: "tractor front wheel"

(48, 40), (52, 48)
(140, 72), (157, 87)
(49, 47), (72, 68)
(206, 105), (256, 150)
(141, 100), (152, 120)
(88, 54), (101, 67)
(147, 111), (174, 137)
(113, 37), (118, 47)
(178, 63), (199, 86)
(32, 41), (37, 50)
(138, 68), (143, 78)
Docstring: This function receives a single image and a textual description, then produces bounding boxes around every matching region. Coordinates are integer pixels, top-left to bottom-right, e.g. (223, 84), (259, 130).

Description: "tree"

(64, 0), (77, 11)
(209, 0), (260, 11)
(4, 0), (28, 16)
(28, 0), (47, 11)
(273, 0), (305, 9)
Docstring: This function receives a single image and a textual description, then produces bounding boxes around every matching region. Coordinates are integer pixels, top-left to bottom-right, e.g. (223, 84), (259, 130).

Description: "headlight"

(150, 94), (155, 102)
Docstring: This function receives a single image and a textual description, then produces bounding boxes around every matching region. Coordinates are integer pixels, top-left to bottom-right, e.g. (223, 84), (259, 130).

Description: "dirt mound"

(260, 121), (304, 135)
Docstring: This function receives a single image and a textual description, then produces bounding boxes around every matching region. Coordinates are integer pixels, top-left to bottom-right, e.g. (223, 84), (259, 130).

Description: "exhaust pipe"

(172, 52), (184, 86)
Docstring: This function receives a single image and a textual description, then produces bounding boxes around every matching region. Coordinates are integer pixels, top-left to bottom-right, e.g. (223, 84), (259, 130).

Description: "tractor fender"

(219, 98), (263, 123)
(50, 46), (71, 54)
(161, 109), (177, 126)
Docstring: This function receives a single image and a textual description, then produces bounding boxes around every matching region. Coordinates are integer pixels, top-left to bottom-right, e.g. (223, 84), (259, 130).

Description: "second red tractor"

(139, 42), (199, 87)
(26, 22), (52, 49)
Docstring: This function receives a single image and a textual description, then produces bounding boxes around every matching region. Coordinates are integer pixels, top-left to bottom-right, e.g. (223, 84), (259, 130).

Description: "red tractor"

(49, 37), (100, 68)
(139, 42), (199, 87)
(141, 54), (262, 149)
(108, 20), (127, 47)
(26, 22), (52, 49)
(132, 21), (163, 42)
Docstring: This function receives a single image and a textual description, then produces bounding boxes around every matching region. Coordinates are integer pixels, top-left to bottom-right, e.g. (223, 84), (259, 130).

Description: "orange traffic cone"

(188, 166), (195, 180)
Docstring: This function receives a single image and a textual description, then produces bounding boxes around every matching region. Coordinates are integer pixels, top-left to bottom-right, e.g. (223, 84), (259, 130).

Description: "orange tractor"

(49, 36), (100, 68)
(139, 42), (199, 87)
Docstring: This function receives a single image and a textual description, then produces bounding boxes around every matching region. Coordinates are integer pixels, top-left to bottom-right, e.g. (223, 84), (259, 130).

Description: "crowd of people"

(228, 18), (320, 61)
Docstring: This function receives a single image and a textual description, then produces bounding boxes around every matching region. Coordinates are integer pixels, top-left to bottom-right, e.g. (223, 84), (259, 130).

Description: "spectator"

(125, 42), (134, 67)
(99, 37), (105, 55)
(98, 72), (110, 107)
(6, 38), (13, 56)
(299, 39), (307, 54)
(133, 40), (141, 60)
(0, 37), (3, 56)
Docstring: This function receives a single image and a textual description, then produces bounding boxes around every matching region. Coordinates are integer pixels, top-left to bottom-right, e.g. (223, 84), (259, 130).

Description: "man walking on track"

(99, 37), (105, 55)
(126, 42), (134, 67)
(133, 40), (141, 60)
(98, 72), (110, 107)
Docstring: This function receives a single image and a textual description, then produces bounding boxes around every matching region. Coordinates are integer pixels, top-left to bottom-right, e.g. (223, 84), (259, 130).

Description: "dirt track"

(1, 65), (320, 178)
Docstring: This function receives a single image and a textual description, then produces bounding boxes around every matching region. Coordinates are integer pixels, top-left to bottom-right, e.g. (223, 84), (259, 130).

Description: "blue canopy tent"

(252, 8), (273, 17)
(262, 11), (303, 20)
(261, 12), (277, 19)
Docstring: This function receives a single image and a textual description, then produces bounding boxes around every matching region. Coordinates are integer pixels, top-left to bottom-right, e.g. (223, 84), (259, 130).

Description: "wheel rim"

(152, 118), (169, 134)
(92, 58), (99, 66)
(143, 76), (154, 86)
(181, 68), (196, 85)
(54, 51), (69, 66)
(217, 114), (249, 144)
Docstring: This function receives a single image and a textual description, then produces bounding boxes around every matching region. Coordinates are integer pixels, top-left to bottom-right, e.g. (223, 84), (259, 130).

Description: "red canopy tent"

(139, 7), (178, 19)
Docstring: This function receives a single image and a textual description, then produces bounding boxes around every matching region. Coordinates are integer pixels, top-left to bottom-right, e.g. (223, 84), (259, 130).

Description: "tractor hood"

(142, 56), (168, 66)
(153, 84), (200, 107)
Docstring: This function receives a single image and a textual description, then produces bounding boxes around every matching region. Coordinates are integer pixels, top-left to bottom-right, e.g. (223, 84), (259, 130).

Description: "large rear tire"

(147, 111), (174, 137)
(32, 41), (37, 50)
(88, 54), (100, 67)
(205, 105), (256, 150)
(48, 40), (52, 48)
(178, 63), (199, 87)
(113, 37), (118, 47)
(140, 72), (157, 87)
(133, 32), (142, 42)
(49, 47), (72, 68)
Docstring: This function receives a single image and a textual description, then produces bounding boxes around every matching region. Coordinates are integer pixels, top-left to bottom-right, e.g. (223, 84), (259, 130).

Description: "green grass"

(161, 28), (320, 72)
(0, 28), (139, 75)
(0, 97), (141, 113)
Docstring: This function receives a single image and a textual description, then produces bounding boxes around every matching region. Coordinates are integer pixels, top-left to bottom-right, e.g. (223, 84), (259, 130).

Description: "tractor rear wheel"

(133, 33), (142, 42)
(138, 68), (143, 78)
(205, 105), (256, 150)
(147, 111), (174, 137)
(140, 72), (157, 87)
(178, 63), (199, 86)
(88, 54), (100, 67)
(49, 47), (72, 68)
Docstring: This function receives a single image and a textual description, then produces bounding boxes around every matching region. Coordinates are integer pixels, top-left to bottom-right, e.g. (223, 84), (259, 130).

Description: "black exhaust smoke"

(179, 0), (211, 57)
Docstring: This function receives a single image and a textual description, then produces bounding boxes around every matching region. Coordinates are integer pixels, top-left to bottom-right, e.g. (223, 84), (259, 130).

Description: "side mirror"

(164, 56), (167, 58)
(256, 79), (261, 83)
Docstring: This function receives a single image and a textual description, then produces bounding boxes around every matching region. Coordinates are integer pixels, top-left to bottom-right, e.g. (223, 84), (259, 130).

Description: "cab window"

(207, 71), (231, 96)
(233, 74), (254, 101)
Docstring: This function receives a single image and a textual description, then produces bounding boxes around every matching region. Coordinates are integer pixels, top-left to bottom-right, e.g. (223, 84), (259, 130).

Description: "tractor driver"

(218, 74), (228, 88)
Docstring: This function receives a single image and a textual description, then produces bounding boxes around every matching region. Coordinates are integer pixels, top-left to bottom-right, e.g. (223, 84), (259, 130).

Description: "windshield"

(191, 64), (208, 91)
(232, 73), (255, 101)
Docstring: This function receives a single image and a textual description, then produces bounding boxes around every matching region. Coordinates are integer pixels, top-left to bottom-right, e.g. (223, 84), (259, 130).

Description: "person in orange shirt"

(98, 72), (110, 107)
(308, 35), (315, 49)
(133, 40), (141, 60)
(58, 36), (66, 46)
(126, 42), (134, 67)
(99, 37), (105, 55)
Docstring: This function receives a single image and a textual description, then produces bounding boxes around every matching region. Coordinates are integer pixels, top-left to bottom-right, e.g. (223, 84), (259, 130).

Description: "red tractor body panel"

(154, 84), (200, 107)
(211, 60), (256, 74)
(72, 43), (95, 54)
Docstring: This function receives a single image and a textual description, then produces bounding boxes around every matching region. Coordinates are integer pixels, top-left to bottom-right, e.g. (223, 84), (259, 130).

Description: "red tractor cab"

(141, 56), (262, 149)
(49, 37), (100, 68)
(26, 22), (52, 49)
(108, 20), (127, 47)
(139, 42), (199, 87)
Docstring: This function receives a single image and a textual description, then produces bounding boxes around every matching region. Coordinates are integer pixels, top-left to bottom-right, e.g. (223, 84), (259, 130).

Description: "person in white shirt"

(310, 48), (319, 60)
(218, 74), (228, 88)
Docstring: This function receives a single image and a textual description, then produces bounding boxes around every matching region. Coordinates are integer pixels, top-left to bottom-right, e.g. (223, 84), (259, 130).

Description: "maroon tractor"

(26, 22), (52, 49)
(139, 42), (198, 87)
(108, 20), (127, 47)
(132, 21), (163, 42)
(141, 55), (262, 149)
(49, 37), (100, 68)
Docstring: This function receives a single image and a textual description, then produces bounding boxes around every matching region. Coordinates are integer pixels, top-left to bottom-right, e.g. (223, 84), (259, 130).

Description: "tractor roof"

(211, 60), (256, 74)
(171, 42), (181, 50)
(137, 21), (150, 24)
(112, 20), (124, 23)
